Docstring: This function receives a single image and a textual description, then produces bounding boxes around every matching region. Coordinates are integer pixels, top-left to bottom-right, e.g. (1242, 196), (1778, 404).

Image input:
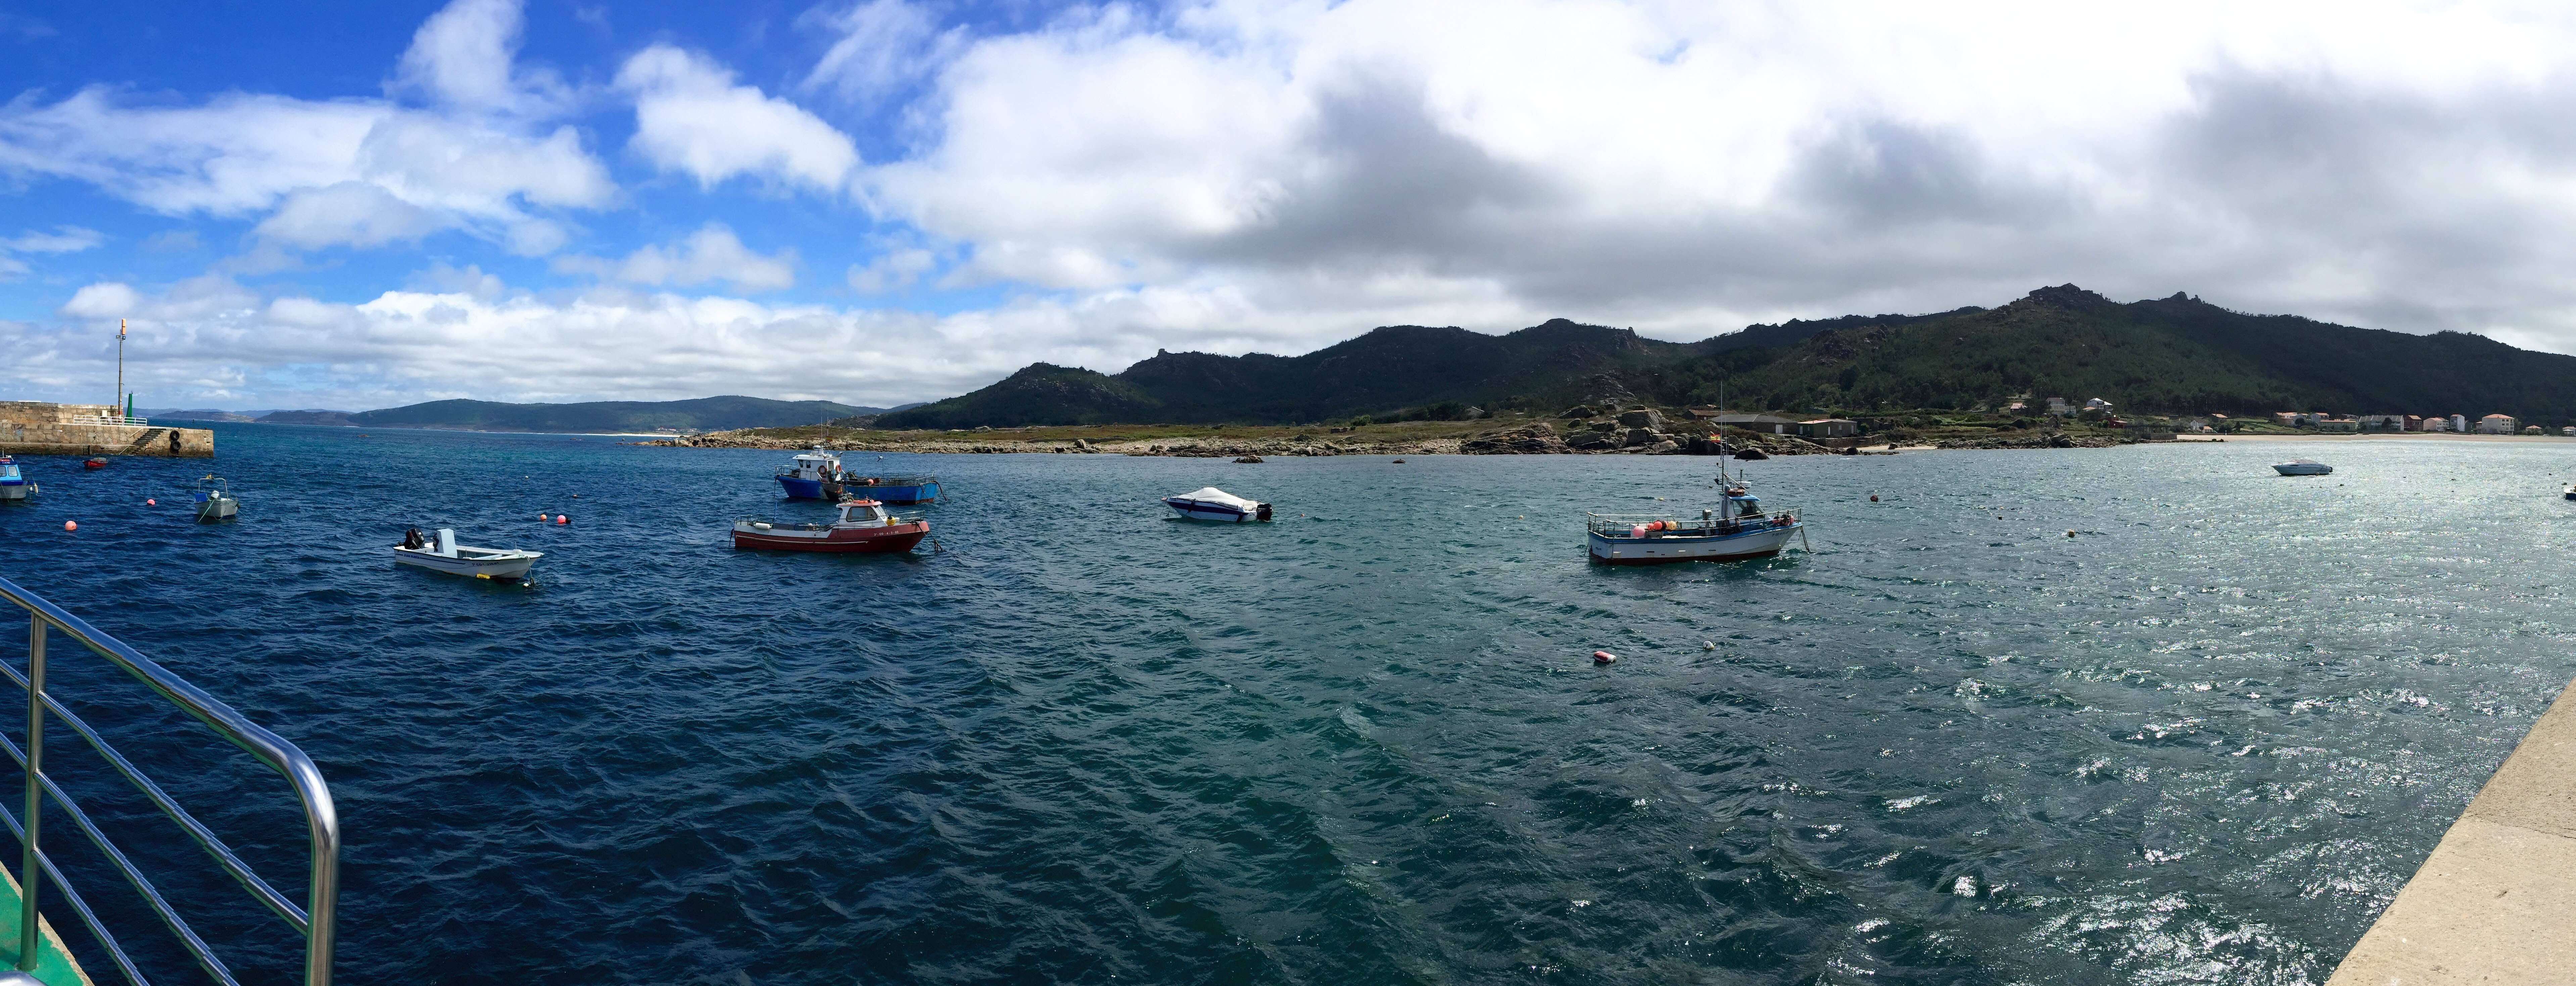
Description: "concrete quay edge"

(2327, 671), (2576, 985)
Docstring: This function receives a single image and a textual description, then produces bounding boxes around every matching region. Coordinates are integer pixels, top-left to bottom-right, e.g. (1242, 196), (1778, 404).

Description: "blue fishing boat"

(0, 456), (32, 501)
(775, 447), (845, 500)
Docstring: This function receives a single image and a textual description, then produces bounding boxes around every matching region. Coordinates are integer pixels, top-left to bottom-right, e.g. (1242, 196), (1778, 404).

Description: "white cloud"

(60, 282), (139, 319)
(393, 0), (567, 115)
(844, 0), (2576, 352)
(0, 226), (103, 280)
(617, 44), (860, 191)
(848, 247), (936, 293)
(553, 223), (798, 292)
(0, 0), (608, 256)
(3, 226), (104, 254)
(800, 0), (965, 103)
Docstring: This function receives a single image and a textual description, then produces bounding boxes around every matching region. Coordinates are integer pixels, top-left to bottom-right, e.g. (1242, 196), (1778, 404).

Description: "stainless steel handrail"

(0, 575), (338, 985)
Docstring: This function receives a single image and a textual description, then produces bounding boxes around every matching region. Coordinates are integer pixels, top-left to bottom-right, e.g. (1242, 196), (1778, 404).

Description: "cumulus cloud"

(0, 0), (607, 255)
(847, 247), (936, 293)
(59, 281), (138, 318)
(392, 0), (569, 115)
(842, 0), (2576, 352)
(553, 223), (798, 292)
(617, 45), (861, 192)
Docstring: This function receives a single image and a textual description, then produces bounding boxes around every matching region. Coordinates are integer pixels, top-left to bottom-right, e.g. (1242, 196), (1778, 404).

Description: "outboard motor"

(1256, 503), (1273, 522)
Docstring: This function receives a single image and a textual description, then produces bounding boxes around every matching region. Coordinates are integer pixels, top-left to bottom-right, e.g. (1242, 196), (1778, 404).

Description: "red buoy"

(61, 521), (76, 532)
(1593, 650), (1617, 664)
(1869, 494), (1879, 502)
(555, 515), (568, 525)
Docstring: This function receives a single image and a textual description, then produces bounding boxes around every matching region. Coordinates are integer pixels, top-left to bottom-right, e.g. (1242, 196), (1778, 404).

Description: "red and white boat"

(731, 498), (928, 553)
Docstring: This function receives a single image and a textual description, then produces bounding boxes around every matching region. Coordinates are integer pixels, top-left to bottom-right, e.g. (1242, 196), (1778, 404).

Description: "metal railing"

(0, 576), (337, 985)
(78, 417), (152, 428)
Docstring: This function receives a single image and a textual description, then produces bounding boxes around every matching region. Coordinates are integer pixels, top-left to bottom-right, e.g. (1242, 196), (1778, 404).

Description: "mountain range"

(876, 285), (2576, 428)
(150, 396), (909, 433)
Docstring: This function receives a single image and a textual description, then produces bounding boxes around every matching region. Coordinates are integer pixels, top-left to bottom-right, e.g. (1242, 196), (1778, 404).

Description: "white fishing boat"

(1588, 386), (1807, 564)
(1163, 487), (1272, 522)
(392, 528), (542, 581)
(2273, 460), (2333, 476)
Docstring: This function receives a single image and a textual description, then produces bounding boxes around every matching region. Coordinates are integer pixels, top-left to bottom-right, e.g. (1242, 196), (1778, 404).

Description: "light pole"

(115, 318), (126, 419)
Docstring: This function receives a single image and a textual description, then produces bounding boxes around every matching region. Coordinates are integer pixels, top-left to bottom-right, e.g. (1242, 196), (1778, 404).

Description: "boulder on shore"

(1462, 422), (1571, 454)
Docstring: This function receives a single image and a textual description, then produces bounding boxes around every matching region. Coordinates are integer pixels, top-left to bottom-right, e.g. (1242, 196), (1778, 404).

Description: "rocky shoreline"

(634, 419), (2137, 456)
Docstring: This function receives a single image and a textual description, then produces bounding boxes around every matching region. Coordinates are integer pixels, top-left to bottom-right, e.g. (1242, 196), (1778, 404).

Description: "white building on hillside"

(2477, 414), (2518, 435)
(2451, 414), (2470, 432)
(2422, 415), (2449, 432)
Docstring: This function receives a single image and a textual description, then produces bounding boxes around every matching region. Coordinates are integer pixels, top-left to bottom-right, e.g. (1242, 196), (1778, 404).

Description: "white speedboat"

(1164, 487), (1272, 522)
(2273, 460), (2333, 476)
(393, 528), (542, 581)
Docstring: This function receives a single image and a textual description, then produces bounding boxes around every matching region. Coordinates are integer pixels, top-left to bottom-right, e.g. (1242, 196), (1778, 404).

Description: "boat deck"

(0, 867), (94, 985)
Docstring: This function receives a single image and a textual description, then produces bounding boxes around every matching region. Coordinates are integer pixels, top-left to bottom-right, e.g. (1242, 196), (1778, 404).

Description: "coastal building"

(1684, 405), (1721, 420)
(2317, 417), (2360, 432)
(2564, 427), (2575, 437)
(2477, 413), (2517, 435)
(1714, 413), (1798, 435)
(2403, 415), (2424, 431)
(2085, 397), (2112, 411)
(1795, 418), (1857, 439)
(2420, 416), (2447, 432)
(2451, 414), (2470, 432)
(2046, 397), (2073, 416)
(2524, 425), (2545, 435)
(2359, 414), (2406, 431)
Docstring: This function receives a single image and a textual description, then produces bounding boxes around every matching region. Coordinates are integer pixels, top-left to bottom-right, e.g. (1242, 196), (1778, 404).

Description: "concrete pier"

(2328, 671), (2576, 984)
(0, 402), (211, 458)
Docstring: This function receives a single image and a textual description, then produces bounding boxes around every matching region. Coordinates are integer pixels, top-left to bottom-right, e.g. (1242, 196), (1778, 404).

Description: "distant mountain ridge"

(874, 287), (2576, 427)
(231, 396), (904, 433)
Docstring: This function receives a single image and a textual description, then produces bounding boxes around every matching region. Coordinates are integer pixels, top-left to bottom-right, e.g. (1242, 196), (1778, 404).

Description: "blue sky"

(7, 1), (2576, 411)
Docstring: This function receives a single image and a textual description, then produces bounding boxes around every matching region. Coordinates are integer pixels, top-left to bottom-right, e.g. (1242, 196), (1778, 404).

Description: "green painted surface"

(0, 868), (91, 986)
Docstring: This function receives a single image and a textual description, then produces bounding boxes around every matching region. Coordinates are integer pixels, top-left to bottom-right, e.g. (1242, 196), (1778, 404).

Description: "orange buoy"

(1593, 650), (1617, 664)
(61, 521), (76, 532)
(555, 515), (567, 525)
(538, 512), (548, 521)
(146, 498), (156, 506)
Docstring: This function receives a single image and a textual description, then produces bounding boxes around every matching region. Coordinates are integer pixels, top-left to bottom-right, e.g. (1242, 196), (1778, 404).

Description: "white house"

(2085, 397), (2113, 411)
(2421, 415), (2449, 432)
(2451, 414), (2470, 432)
(2477, 413), (2518, 435)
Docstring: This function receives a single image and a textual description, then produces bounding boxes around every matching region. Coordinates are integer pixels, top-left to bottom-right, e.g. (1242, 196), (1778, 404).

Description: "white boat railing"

(1585, 509), (1800, 538)
(80, 416), (152, 428)
(0, 575), (339, 985)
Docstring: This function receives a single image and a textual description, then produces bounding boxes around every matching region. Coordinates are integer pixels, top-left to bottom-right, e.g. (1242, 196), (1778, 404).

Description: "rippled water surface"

(1, 424), (2571, 985)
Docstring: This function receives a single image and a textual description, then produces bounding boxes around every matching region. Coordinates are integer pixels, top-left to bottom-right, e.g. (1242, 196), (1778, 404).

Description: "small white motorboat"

(393, 528), (542, 581)
(2273, 460), (2333, 476)
(1163, 487), (1272, 522)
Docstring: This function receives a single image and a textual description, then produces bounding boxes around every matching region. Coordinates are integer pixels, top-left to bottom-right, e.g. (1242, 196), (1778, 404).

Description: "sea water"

(0, 423), (2569, 984)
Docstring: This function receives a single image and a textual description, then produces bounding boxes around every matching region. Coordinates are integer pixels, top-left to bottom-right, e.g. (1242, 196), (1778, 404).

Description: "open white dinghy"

(393, 528), (543, 581)
(1163, 487), (1272, 522)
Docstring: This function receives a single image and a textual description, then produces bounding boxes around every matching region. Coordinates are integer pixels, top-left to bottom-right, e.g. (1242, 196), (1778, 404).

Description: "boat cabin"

(835, 499), (896, 527)
(782, 449), (844, 481)
(0, 457), (20, 483)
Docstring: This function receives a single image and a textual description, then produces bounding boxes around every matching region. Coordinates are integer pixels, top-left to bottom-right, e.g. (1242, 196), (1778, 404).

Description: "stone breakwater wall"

(0, 420), (214, 458)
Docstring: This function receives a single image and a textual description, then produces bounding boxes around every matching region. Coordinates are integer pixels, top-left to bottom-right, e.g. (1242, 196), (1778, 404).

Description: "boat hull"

(195, 499), (236, 522)
(0, 484), (30, 501)
(1588, 523), (1799, 565)
(2273, 464), (2332, 476)
(778, 476), (829, 499)
(731, 520), (928, 553)
(858, 482), (938, 504)
(392, 548), (540, 580)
